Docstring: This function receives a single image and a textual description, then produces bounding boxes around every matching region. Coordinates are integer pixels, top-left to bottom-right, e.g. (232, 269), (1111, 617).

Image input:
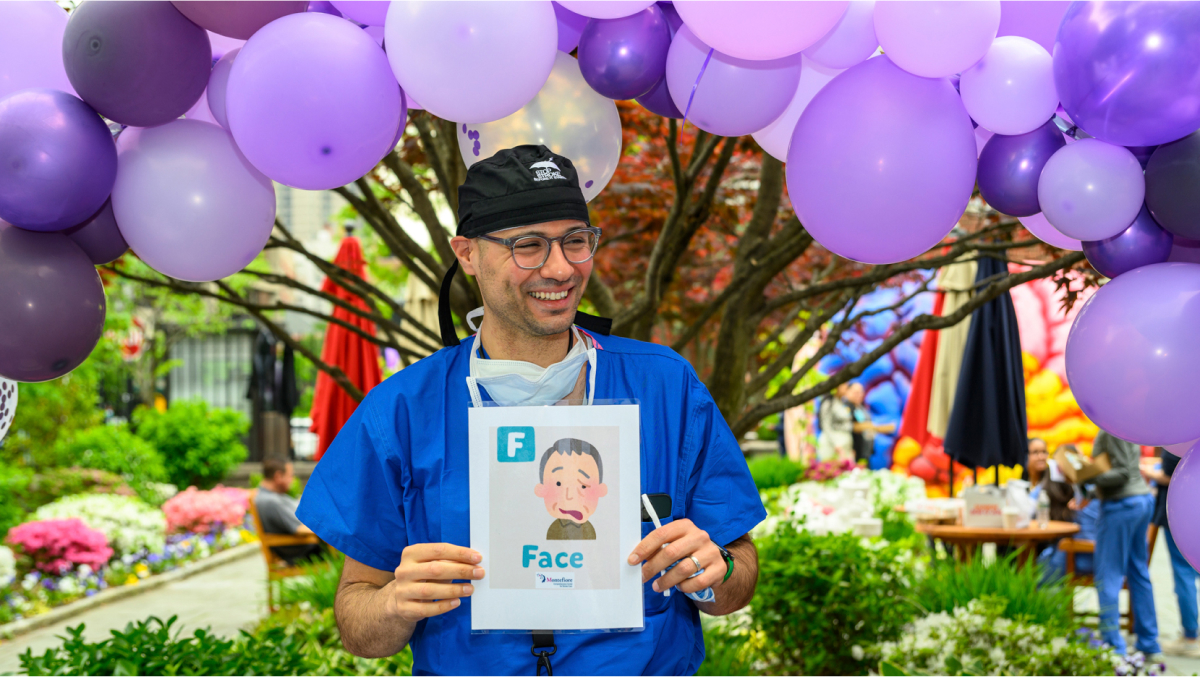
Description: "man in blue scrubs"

(296, 145), (766, 675)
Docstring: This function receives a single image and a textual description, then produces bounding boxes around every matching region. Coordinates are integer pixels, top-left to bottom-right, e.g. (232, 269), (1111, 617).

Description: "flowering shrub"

(803, 458), (857, 482)
(34, 494), (166, 557)
(6, 519), (112, 575)
(870, 598), (1132, 676)
(162, 486), (247, 534)
(0, 545), (15, 587)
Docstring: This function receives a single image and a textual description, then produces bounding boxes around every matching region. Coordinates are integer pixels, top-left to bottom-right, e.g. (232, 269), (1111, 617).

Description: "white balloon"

(556, 0), (655, 19)
(753, 58), (843, 162)
(459, 52), (622, 203)
(959, 36), (1058, 136)
(0, 378), (15, 446)
(803, 1), (878, 69)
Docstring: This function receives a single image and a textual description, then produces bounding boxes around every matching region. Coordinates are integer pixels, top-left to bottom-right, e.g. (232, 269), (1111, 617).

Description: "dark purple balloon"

(553, 2), (588, 53)
(0, 89), (116, 232)
(1054, 2), (1200, 146)
(977, 119), (1065, 217)
(1169, 235), (1200, 264)
(578, 6), (671, 100)
(1127, 145), (1157, 170)
(64, 200), (127, 266)
(63, 1), (211, 127)
(307, 1), (343, 17)
(636, 75), (682, 118)
(1146, 132), (1200, 240)
(0, 224), (106, 383)
(1083, 206), (1174, 278)
(173, 2), (309, 40)
(657, 1), (683, 32)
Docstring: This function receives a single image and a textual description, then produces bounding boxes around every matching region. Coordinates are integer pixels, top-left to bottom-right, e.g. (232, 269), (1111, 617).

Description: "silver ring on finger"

(688, 555), (702, 575)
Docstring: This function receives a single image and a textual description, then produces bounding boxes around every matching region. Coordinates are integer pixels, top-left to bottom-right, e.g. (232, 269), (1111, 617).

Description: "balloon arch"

(2, 0), (1200, 563)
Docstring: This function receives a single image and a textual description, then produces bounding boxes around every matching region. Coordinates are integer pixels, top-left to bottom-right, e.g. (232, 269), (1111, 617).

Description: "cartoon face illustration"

(534, 438), (608, 529)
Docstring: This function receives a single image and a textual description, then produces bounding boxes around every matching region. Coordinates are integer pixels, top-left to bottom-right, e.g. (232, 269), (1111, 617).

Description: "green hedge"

(746, 455), (806, 491)
(134, 402), (248, 490)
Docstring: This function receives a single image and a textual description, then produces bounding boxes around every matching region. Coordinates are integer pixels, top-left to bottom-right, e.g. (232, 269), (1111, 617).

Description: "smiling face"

(451, 219), (593, 339)
(534, 450), (608, 524)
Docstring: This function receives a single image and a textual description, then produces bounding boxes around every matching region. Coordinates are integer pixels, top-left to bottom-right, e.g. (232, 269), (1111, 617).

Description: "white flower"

(851, 645), (864, 661)
(34, 494), (166, 557)
(0, 545), (15, 586)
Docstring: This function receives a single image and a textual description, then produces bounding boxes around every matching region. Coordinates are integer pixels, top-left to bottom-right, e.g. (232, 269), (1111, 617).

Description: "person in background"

(817, 383), (854, 462)
(255, 456), (324, 565)
(1092, 429), (1161, 659)
(1028, 440), (1078, 522)
(1142, 449), (1200, 658)
(845, 382), (895, 465)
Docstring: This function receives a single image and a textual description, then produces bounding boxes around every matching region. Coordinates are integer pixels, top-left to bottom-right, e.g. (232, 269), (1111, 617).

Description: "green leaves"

(133, 402), (248, 491)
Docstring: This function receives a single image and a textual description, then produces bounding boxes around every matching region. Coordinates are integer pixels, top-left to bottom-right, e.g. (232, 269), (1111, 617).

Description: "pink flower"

(6, 519), (112, 574)
(162, 486), (247, 534)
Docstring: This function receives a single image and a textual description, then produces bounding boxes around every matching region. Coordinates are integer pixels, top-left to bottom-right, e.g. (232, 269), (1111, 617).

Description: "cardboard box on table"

(1054, 449), (1111, 484)
(961, 485), (1005, 528)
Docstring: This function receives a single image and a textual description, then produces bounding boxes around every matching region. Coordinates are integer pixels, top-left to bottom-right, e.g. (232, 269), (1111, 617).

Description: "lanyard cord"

(531, 632), (556, 676)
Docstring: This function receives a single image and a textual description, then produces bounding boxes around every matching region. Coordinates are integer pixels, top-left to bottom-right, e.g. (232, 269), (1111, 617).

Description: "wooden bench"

(247, 488), (325, 612)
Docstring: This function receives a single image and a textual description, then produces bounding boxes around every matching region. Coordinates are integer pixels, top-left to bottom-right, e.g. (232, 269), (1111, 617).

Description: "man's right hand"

(385, 543), (485, 623)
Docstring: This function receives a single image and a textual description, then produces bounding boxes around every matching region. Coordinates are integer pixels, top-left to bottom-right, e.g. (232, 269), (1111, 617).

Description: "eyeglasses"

(476, 227), (601, 270)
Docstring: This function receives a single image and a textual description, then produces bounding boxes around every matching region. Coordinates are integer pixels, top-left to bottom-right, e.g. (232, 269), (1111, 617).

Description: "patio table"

(915, 520), (1080, 566)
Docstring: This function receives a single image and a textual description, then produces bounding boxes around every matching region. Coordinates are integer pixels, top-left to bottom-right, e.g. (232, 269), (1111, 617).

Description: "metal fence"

(166, 330), (254, 418)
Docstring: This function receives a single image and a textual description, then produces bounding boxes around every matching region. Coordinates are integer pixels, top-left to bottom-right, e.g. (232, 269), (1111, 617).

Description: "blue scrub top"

(296, 333), (766, 676)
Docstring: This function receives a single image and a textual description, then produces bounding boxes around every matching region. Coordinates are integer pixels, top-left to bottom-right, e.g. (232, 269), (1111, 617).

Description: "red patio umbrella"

(310, 235), (382, 460)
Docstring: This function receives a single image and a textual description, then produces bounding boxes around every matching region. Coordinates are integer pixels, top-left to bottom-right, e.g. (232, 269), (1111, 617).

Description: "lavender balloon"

(873, 1), (1000, 78)
(977, 120), (1065, 217)
(753, 57), (842, 162)
(673, 1), (849, 61)
(1019, 212), (1081, 251)
(385, 1), (557, 125)
(557, 1), (655, 19)
(228, 13), (402, 190)
(1037, 139), (1145, 242)
(64, 2), (211, 127)
(113, 121), (275, 283)
(64, 200), (127, 266)
(0, 1), (74, 101)
(787, 56), (977, 264)
(0, 90), (116, 232)
(331, 1), (389, 25)
(1066, 263), (1200, 446)
(172, 2), (308, 39)
(1168, 447), (1200, 570)
(554, 2), (589, 53)
(0, 225), (105, 383)
(207, 48), (239, 130)
(960, 36), (1057, 136)
(1083, 207), (1174, 279)
(996, 0), (1070, 53)
(665, 26), (802, 137)
(1056, 2), (1200, 147)
(1165, 440), (1199, 457)
(578, 6), (671, 100)
(802, 0), (878, 70)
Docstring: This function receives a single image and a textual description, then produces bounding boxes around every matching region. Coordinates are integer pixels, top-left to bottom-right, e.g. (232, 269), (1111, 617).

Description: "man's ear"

(534, 483), (547, 498)
(597, 483), (608, 498)
(450, 236), (478, 276)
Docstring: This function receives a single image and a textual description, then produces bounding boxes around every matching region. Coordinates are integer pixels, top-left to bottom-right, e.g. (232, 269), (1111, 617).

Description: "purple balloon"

(0, 90), (116, 232)
(1019, 212), (1081, 251)
(331, 1), (388, 26)
(665, 25), (802, 137)
(1127, 145), (1157, 170)
(787, 56), (976, 264)
(172, 2), (309, 40)
(1055, 2), (1200, 147)
(113, 121), (276, 283)
(578, 6), (671, 100)
(873, 1), (1000, 79)
(207, 48), (239, 130)
(227, 13), (402, 190)
(307, 1), (343, 17)
(1083, 206), (1174, 279)
(959, 36), (1058, 136)
(1037, 139), (1145, 241)
(64, 2), (211, 127)
(0, 1), (74, 101)
(1169, 235), (1200, 264)
(1165, 440), (1199, 457)
(977, 119), (1065, 217)
(554, 2), (588, 53)
(996, 1), (1070, 53)
(636, 77), (682, 119)
(64, 200), (127, 266)
(657, 1), (682, 31)
(673, 1), (849, 62)
(1168, 446), (1200, 570)
(1066, 262), (1200, 446)
(0, 224), (105, 383)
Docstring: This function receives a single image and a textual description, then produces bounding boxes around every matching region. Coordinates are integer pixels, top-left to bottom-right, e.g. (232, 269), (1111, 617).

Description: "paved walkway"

(0, 554), (267, 674)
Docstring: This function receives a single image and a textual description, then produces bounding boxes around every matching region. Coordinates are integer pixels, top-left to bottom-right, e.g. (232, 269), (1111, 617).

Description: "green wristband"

(717, 544), (735, 583)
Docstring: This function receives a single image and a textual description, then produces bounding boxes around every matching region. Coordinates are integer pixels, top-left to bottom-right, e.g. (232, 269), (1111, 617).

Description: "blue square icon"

(498, 426), (535, 462)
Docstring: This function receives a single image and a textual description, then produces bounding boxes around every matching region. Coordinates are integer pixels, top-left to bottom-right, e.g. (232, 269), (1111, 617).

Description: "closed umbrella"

(310, 235), (382, 461)
(943, 256), (1029, 471)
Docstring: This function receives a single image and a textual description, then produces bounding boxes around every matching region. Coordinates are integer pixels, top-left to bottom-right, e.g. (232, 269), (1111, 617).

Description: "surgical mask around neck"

(466, 327), (596, 407)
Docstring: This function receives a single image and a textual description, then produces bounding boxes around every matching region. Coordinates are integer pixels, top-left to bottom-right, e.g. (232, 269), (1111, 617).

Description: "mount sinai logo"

(530, 159), (566, 182)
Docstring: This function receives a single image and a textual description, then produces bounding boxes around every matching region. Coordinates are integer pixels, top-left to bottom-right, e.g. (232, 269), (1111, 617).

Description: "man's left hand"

(627, 519), (726, 594)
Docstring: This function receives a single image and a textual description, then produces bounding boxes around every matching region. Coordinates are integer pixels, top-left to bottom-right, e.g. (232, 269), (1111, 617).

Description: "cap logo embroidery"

(530, 159), (566, 182)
